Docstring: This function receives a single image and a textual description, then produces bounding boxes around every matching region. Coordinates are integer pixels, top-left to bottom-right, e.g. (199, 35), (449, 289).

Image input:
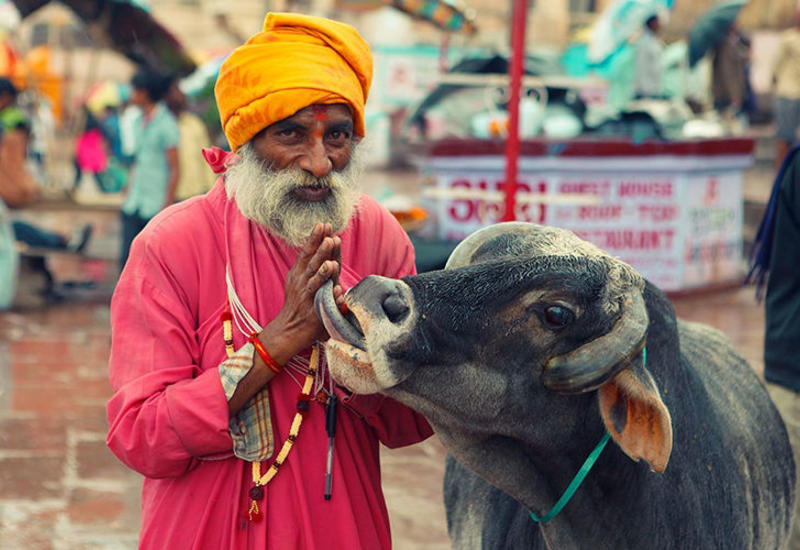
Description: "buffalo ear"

(597, 356), (673, 473)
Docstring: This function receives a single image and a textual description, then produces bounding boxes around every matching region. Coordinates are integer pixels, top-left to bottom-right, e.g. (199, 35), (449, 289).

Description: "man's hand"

(261, 222), (344, 365)
(228, 223), (344, 416)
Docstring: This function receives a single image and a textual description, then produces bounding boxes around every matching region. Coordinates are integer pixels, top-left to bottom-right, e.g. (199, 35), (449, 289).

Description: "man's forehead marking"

(312, 104), (329, 121)
(311, 105), (328, 138)
(267, 105), (352, 134)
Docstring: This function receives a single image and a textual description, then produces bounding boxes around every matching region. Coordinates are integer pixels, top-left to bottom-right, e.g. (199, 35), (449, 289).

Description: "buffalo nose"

(382, 290), (410, 324)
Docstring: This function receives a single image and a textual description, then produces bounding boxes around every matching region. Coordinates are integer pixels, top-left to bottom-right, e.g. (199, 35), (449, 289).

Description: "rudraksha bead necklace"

(222, 305), (319, 523)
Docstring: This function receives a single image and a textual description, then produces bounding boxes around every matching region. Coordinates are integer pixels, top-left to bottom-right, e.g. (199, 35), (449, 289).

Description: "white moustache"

(225, 143), (363, 247)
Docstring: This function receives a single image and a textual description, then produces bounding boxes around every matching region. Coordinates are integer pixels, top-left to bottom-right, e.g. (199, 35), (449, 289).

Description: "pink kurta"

(107, 180), (433, 549)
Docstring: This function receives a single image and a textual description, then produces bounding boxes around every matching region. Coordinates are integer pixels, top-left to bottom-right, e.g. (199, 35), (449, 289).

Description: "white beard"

(224, 142), (363, 247)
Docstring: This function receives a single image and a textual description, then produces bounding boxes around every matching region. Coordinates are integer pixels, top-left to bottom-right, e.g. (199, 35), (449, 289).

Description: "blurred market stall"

(406, 0), (755, 293)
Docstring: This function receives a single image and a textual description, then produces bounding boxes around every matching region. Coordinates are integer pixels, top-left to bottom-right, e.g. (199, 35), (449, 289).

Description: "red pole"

(503, 0), (528, 222)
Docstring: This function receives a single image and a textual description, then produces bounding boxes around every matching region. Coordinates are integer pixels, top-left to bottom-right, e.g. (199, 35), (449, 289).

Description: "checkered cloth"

(219, 343), (274, 461)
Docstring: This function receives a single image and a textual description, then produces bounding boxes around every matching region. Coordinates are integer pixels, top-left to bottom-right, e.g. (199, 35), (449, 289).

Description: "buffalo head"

(318, 222), (673, 508)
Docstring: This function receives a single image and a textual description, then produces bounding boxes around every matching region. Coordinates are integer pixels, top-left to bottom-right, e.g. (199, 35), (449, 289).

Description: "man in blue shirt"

(120, 69), (180, 268)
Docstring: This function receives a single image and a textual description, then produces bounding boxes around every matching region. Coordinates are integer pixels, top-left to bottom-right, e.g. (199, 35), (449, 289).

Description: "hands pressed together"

(228, 223), (346, 415)
(259, 222), (346, 366)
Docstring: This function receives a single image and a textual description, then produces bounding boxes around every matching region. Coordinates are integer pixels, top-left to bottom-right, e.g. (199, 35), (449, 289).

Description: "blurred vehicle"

(405, 53), (592, 143)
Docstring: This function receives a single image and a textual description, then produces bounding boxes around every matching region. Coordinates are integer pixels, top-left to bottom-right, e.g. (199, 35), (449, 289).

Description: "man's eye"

(278, 129), (298, 138)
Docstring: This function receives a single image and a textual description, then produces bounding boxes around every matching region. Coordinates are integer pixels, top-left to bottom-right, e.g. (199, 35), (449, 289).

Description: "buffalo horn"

(314, 279), (367, 350)
(542, 291), (648, 394)
(445, 222), (537, 269)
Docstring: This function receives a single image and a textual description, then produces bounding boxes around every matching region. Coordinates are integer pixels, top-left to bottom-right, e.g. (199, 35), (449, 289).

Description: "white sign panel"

(680, 171), (744, 288)
(421, 165), (743, 292)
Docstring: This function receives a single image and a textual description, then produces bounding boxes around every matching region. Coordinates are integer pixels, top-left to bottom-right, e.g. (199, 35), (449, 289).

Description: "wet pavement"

(0, 285), (766, 549)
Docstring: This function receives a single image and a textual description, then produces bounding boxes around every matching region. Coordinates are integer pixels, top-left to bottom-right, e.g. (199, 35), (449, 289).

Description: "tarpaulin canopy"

(337, 0), (476, 34)
(391, 0), (476, 34)
(9, 0), (196, 75)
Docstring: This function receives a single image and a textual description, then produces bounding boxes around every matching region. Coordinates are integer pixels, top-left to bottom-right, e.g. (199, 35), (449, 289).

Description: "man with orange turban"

(106, 13), (432, 549)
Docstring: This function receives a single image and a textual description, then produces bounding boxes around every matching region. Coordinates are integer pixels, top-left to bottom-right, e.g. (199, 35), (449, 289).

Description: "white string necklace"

(225, 267), (261, 334)
(225, 265), (330, 393)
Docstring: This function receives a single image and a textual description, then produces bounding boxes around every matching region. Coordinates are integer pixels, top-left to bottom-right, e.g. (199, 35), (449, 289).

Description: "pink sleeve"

(379, 202), (418, 279)
(106, 237), (232, 479)
(342, 203), (432, 446)
(339, 389), (434, 448)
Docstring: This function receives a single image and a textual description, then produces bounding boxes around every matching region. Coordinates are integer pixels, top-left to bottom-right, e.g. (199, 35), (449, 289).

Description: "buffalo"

(316, 222), (795, 549)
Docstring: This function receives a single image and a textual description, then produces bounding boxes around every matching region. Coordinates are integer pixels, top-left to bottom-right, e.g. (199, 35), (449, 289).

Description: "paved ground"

(0, 284), (765, 550)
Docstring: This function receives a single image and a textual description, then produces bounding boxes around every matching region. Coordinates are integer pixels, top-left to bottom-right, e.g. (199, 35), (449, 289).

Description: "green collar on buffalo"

(529, 346), (647, 523)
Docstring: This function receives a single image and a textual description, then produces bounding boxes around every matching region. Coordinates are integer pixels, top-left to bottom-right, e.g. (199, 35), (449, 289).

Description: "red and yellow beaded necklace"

(221, 301), (318, 523)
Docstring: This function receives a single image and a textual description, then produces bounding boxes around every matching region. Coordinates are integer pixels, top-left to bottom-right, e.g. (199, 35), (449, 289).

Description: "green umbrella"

(688, 0), (747, 67)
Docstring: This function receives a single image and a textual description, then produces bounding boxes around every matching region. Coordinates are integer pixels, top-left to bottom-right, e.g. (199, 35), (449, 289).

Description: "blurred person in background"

(27, 93), (55, 185)
(0, 77), (91, 253)
(164, 80), (217, 200)
(119, 95), (141, 161)
(749, 143), (800, 549)
(99, 102), (125, 165)
(106, 13), (432, 549)
(73, 107), (128, 195)
(712, 24), (753, 131)
(771, 6), (800, 168)
(751, 9), (800, 536)
(633, 14), (664, 99)
(119, 68), (179, 268)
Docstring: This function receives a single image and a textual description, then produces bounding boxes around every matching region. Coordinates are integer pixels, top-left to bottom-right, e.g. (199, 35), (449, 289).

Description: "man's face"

(165, 84), (186, 112)
(224, 103), (362, 247)
(130, 87), (148, 107)
(252, 103), (355, 187)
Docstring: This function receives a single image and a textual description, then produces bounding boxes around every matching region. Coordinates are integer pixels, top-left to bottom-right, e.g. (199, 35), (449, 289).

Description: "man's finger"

(306, 236), (335, 278)
(333, 284), (345, 308)
(331, 236), (342, 285)
(307, 260), (339, 293)
(297, 223), (327, 269)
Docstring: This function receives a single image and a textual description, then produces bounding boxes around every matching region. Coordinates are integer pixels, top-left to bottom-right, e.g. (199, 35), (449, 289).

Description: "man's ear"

(597, 353), (673, 473)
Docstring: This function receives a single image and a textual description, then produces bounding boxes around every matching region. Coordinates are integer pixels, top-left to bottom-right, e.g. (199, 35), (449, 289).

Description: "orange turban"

(215, 13), (373, 151)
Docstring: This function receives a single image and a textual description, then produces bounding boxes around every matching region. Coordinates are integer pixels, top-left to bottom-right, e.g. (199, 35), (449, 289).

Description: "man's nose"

(298, 138), (333, 179)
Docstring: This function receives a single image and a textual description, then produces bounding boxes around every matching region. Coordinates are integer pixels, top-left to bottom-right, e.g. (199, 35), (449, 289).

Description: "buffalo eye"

(543, 305), (574, 328)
